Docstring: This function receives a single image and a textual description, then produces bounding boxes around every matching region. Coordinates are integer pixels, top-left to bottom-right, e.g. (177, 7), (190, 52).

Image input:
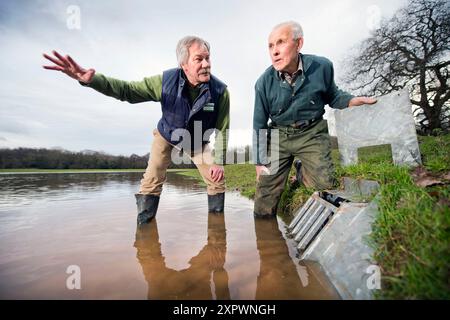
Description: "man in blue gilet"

(43, 36), (230, 224)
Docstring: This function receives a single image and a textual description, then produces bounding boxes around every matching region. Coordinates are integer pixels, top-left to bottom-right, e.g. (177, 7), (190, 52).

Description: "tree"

(343, 0), (450, 133)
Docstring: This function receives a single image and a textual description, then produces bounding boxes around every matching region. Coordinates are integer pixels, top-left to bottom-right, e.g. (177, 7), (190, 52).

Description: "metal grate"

(288, 192), (337, 251)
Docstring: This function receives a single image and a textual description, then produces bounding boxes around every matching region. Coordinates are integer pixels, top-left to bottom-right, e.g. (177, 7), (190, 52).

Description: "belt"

(271, 118), (321, 131)
(289, 118), (321, 129)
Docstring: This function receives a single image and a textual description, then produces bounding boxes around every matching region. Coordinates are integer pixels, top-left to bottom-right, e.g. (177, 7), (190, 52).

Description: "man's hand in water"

(42, 50), (95, 84)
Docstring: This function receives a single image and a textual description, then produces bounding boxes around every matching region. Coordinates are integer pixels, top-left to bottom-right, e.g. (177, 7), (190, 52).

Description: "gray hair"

(176, 36), (210, 66)
(272, 21), (304, 40)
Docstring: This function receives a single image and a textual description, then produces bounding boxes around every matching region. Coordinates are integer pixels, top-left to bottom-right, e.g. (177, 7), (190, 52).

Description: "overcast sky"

(0, 0), (407, 156)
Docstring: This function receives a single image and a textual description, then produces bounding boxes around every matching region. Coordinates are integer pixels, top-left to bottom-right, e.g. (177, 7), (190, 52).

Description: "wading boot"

(208, 193), (225, 214)
(135, 194), (160, 225)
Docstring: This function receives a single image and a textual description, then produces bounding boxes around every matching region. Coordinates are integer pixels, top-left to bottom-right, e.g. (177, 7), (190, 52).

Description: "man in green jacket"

(43, 36), (230, 224)
(253, 21), (376, 218)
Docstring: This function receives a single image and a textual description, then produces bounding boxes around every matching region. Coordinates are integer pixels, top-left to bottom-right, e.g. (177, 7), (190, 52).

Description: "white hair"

(176, 36), (210, 67)
(272, 21), (304, 40)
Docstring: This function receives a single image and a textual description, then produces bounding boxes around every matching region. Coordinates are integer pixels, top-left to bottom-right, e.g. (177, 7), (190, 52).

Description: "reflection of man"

(253, 218), (307, 299)
(255, 218), (341, 299)
(253, 21), (376, 217)
(133, 213), (230, 299)
(43, 36), (230, 224)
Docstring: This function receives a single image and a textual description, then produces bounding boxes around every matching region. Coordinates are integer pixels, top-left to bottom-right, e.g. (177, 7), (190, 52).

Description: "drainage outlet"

(287, 191), (349, 253)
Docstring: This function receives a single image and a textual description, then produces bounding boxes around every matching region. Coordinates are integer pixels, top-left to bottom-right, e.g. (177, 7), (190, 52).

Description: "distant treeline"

(0, 146), (252, 169)
(0, 148), (195, 169)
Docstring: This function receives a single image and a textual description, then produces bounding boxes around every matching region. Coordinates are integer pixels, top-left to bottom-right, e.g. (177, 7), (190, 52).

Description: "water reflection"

(134, 209), (337, 300)
(134, 213), (230, 300)
(254, 218), (307, 299)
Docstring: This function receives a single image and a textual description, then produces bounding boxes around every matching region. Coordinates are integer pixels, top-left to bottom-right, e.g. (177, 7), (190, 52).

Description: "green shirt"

(253, 53), (353, 129)
(253, 53), (354, 164)
(82, 73), (230, 165)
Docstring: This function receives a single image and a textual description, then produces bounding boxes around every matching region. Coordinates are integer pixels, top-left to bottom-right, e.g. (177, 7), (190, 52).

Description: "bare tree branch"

(341, 0), (450, 132)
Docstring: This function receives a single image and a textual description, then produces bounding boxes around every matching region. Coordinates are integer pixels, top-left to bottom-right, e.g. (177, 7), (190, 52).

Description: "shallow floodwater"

(0, 172), (339, 299)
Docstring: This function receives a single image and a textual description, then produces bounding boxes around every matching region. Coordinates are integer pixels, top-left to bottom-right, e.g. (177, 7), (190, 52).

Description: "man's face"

(181, 42), (211, 86)
(268, 25), (303, 73)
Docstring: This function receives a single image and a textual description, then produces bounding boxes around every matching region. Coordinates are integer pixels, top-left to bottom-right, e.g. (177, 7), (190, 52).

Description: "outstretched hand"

(348, 96), (377, 107)
(42, 50), (95, 84)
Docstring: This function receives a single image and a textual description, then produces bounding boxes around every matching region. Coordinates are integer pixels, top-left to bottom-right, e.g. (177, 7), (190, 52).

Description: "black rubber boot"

(208, 193), (225, 214)
(135, 194), (160, 225)
(294, 159), (303, 185)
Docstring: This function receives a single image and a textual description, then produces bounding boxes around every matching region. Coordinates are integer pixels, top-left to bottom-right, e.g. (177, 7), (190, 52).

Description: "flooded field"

(0, 172), (339, 299)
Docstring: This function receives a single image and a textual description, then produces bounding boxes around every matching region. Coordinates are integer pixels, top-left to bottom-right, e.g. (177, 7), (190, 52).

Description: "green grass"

(333, 152), (449, 298)
(320, 134), (450, 299)
(418, 135), (450, 172)
(223, 164), (256, 198)
(371, 175), (449, 299)
(358, 144), (393, 164)
(173, 164), (257, 198)
(171, 169), (205, 184)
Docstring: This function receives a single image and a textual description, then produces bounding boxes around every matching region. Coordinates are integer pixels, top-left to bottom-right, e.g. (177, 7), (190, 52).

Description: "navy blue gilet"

(157, 68), (227, 149)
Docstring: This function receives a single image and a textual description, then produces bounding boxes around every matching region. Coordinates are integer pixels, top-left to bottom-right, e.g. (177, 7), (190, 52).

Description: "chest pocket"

(269, 90), (293, 118)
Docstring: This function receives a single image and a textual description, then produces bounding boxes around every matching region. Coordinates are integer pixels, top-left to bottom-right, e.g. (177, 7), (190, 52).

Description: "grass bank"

(284, 135), (449, 299)
(174, 164), (256, 198)
(174, 134), (450, 299)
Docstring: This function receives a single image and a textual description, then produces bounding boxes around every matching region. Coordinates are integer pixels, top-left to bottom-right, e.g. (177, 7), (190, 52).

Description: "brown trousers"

(138, 129), (225, 196)
(254, 120), (335, 216)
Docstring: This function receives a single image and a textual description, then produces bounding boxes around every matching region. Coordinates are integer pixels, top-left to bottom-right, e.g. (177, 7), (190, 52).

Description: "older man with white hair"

(43, 36), (230, 224)
(253, 21), (376, 218)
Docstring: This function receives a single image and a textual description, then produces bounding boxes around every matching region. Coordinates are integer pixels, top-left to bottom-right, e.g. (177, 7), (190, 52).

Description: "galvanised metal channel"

(288, 191), (350, 252)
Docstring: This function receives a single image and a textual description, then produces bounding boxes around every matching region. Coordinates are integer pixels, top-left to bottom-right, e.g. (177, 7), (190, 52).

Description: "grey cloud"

(0, 0), (407, 155)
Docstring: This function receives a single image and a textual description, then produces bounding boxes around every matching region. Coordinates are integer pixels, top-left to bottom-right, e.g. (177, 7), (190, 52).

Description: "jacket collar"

(178, 69), (209, 95)
(301, 53), (313, 73)
(272, 53), (312, 80)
